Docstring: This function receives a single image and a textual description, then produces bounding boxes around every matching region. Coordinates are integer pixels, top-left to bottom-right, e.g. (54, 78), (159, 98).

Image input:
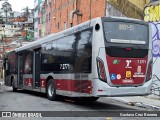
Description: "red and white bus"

(4, 17), (152, 102)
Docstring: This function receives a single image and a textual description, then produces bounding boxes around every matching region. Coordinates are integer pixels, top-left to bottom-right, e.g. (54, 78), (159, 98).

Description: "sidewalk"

(0, 78), (4, 86)
(110, 94), (160, 111)
(0, 78), (6, 94)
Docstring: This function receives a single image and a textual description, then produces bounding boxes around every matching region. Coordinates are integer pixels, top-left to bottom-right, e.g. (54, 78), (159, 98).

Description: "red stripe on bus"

(24, 78), (33, 87)
(55, 79), (92, 94)
(40, 79), (46, 88)
(24, 78), (92, 94)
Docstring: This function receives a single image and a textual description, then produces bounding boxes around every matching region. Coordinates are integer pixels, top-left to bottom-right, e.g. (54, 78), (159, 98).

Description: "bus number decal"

(138, 60), (147, 64)
(119, 24), (134, 31)
(60, 64), (70, 70)
(125, 60), (132, 68)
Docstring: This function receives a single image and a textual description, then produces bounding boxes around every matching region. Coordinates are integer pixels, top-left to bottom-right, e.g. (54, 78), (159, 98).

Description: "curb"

(0, 81), (4, 86)
(134, 102), (160, 111)
(109, 97), (160, 111)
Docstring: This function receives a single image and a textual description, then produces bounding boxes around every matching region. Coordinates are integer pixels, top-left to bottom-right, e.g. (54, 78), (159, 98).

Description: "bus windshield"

(103, 22), (148, 45)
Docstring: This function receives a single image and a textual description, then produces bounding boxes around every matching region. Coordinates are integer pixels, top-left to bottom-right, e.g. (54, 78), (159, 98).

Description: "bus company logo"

(113, 60), (120, 64)
(110, 74), (116, 80)
(125, 60), (132, 68)
(2, 112), (11, 117)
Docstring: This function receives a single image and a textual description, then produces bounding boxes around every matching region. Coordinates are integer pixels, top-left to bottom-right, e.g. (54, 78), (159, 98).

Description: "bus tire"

(47, 79), (57, 101)
(12, 80), (17, 92)
(86, 97), (99, 102)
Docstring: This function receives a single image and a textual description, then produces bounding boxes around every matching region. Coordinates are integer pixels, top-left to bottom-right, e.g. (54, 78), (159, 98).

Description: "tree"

(0, 15), (4, 24)
(21, 6), (31, 18)
(1, 2), (12, 22)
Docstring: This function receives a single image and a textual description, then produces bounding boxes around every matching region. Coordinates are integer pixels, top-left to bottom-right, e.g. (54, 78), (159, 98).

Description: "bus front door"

(18, 54), (23, 87)
(33, 49), (41, 88)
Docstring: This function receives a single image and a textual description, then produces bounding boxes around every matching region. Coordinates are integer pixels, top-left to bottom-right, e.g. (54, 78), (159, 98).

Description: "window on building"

(64, 22), (67, 30)
(46, 14), (48, 22)
(39, 30), (41, 37)
(70, 23), (73, 27)
(49, 1), (51, 8)
(49, 13), (50, 21)
(58, 22), (60, 29)
(38, 18), (40, 24)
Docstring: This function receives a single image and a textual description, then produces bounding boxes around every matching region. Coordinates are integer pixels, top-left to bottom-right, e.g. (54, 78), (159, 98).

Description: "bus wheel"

(47, 79), (56, 101)
(86, 97), (99, 102)
(12, 80), (17, 92)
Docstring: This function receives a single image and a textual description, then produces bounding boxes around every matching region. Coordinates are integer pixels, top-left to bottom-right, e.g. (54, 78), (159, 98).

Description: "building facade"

(34, 0), (150, 38)
(41, 1), (46, 37)
(34, 0), (39, 40)
(47, 0), (150, 34)
(37, 0), (45, 39)
(45, 0), (52, 35)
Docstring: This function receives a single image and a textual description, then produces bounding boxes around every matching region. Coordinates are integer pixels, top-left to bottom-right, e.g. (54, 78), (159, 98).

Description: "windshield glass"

(104, 22), (148, 44)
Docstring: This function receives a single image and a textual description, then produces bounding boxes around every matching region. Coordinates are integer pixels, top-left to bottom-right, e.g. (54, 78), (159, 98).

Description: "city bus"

(3, 17), (152, 102)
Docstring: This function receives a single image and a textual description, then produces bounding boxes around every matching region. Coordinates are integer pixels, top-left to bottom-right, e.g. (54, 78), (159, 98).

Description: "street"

(1, 87), (160, 120)
(0, 87), (144, 111)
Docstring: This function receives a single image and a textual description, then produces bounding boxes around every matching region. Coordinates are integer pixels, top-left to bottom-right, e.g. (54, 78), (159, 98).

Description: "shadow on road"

(5, 88), (140, 111)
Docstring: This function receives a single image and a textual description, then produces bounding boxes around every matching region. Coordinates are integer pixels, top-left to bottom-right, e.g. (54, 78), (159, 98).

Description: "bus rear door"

(33, 48), (41, 88)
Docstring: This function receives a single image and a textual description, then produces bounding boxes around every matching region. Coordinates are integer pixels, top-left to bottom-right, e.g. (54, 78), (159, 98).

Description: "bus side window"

(75, 29), (92, 73)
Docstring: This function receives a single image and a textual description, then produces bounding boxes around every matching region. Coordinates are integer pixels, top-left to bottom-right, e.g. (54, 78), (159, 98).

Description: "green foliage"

(1, 2), (12, 22)
(21, 6), (31, 18)
(25, 30), (34, 41)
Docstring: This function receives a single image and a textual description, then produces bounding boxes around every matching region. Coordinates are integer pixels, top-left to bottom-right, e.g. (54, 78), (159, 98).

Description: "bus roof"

(15, 16), (146, 52)
(15, 18), (94, 52)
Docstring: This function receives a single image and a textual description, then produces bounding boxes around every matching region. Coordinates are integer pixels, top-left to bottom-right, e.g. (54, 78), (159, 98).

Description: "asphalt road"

(0, 87), (159, 120)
